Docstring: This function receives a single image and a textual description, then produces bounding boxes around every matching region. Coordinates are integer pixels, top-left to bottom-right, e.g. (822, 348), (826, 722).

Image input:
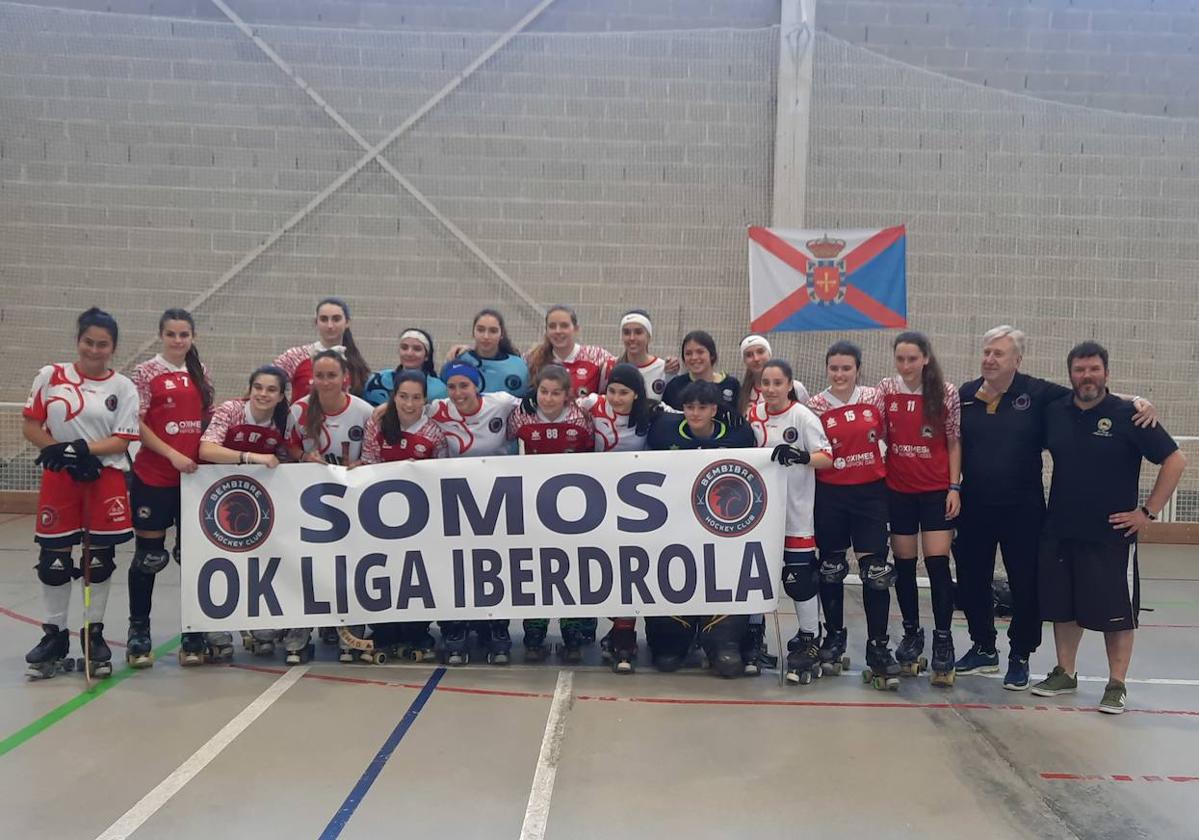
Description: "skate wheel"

(887, 678), (899, 691)
(64, 658), (76, 672)
(861, 670), (872, 684)
(841, 656), (851, 670)
(373, 651), (388, 665)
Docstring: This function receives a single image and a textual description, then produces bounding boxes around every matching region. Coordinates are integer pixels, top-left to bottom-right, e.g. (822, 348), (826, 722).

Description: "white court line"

(93, 665), (309, 840)
(519, 670), (575, 840)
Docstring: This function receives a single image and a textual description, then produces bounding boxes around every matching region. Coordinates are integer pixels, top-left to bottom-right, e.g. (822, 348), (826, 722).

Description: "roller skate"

(442, 626), (470, 666)
(523, 626), (548, 663)
(741, 619), (771, 677)
(241, 629), (278, 657)
(485, 624), (511, 666)
(559, 625), (584, 665)
(861, 636), (901, 691)
(24, 624), (74, 680)
(399, 631), (439, 663)
(81, 623), (112, 678)
(930, 630), (956, 687)
(785, 630), (823, 686)
(819, 625), (850, 676)
(603, 624), (638, 674)
(338, 626), (366, 663)
(205, 631), (235, 663)
(319, 627), (339, 646)
(283, 629), (314, 665)
(178, 632), (206, 666)
(708, 642), (742, 679)
(126, 617), (154, 669)
(895, 623), (927, 677)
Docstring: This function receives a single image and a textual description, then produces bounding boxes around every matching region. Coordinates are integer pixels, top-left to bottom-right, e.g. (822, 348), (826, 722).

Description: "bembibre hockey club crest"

(691, 460), (768, 537)
(199, 475), (275, 552)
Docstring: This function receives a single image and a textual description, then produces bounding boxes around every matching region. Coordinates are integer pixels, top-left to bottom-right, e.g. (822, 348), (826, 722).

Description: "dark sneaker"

(1099, 680), (1127, 715)
(1002, 656), (1030, 691)
(1030, 665), (1078, 697)
(954, 644), (1000, 675)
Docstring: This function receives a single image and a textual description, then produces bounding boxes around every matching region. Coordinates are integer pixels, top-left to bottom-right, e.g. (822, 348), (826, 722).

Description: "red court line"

(1041, 772), (1199, 783)
(0, 605), (127, 648)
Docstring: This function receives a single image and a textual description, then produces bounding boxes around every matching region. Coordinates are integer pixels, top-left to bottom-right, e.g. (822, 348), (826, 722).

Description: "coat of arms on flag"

(748, 225), (907, 333)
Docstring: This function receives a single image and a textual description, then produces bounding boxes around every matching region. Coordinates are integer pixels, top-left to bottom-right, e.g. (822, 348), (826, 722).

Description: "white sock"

(794, 596), (820, 636)
(43, 582), (72, 629)
(84, 579), (110, 624)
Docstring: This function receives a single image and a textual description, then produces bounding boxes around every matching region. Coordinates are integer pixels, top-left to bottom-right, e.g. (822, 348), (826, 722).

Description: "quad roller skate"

(397, 631), (439, 663)
(319, 626), (339, 646)
(819, 625), (850, 676)
(442, 626), (470, 666)
(930, 630), (956, 687)
(559, 625), (585, 665)
(24, 624), (75, 680)
(741, 619), (774, 677)
(240, 629), (279, 657)
(895, 624), (927, 677)
(523, 626), (548, 663)
(205, 631), (234, 663)
(601, 625), (638, 674)
(485, 624), (511, 666)
(179, 631), (207, 666)
(861, 636), (901, 691)
(81, 623), (112, 678)
(283, 629), (315, 666)
(126, 617), (154, 669)
(785, 630), (823, 686)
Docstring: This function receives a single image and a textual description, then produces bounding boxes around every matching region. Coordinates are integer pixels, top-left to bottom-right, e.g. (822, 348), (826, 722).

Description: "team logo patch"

(920, 425), (934, 439)
(349, 425), (364, 441)
(867, 429), (878, 443)
(652, 379), (666, 395)
(38, 506), (57, 529)
(833, 457), (847, 470)
(488, 417), (504, 433)
(137, 506), (152, 521)
(505, 375), (522, 392)
(105, 496), (127, 521)
(783, 427), (799, 444)
(723, 388), (736, 403)
(1095, 417), (1113, 437)
(199, 475), (274, 552)
(691, 459), (768, 537)
(1012, 393), (1031, 411)
(105, 395), (118, 411)
(165, 421), (179, 435)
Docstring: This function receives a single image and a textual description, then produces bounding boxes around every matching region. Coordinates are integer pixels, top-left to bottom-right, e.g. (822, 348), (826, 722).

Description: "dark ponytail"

(160, 308), (213, 414)
(246, 365), (290, 438)
(473, 308), (519, 357)
(380, 370), (427, 446)
(317, 297), (369, 395)
(762, 359), (799, 403)
(893, 331), (946, 426)
(77, 306), (119, 346)
(304, 350), (347, 445)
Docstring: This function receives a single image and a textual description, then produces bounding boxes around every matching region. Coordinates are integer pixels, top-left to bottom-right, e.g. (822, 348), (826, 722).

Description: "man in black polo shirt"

(1032, 341), (1185, 714)
(953, 326), (1155, 690)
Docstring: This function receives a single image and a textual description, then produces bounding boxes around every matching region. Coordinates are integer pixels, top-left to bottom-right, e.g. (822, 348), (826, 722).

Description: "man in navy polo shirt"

(1032, 341), (1185, 714)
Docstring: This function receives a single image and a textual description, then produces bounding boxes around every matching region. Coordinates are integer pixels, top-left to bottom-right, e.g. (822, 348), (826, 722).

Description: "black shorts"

(888, 488), (950, 536)
(815, 480), (889, 555)
(1038, 536), (1139, 632)
(130, 472), (181, 533)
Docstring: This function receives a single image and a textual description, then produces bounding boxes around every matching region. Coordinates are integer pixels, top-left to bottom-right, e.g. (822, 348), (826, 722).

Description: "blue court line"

(318, 666), (446, 840)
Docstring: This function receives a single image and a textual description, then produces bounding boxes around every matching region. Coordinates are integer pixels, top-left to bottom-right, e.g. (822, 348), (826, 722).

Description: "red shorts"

(35, 467), (133, 549)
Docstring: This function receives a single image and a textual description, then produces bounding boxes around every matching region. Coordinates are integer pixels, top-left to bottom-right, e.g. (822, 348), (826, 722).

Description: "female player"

(748, 360), (832, 686)
(736, 334), (811, 417)
(273, 297), (371, 400)
(606, 309), (672, 402)
(23, 307), (139, 680)
(877, 331), (962, 686)
(525, 305), (615, 398)
(283, 350), (375, 665)
(661, 330), (740, 411)
(442, 308), (529, 397)
(362, 326), (447, 406)
(805, 341), (899, 690)
(507, 365), (595, 662)
(127, 309), (216, 668)
(429, 362), (522, 664)
(199, 365), (291, 657)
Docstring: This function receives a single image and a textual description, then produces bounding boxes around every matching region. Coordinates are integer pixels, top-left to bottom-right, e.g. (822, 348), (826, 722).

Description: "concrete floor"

(0, 511), (1196, 840)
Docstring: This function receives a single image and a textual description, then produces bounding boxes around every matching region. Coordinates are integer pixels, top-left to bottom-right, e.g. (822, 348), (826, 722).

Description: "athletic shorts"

(888, 488), (950, 535)
(1038, 536), (1139, 632)
(815, 479), (889, 554)
(130, 471), (182, 533)
(35, 467), (133, 549)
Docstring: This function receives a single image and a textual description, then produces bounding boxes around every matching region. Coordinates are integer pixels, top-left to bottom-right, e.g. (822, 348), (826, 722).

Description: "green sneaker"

(1030, 665), (1078, 697)
(1099, 680), (1127, 715)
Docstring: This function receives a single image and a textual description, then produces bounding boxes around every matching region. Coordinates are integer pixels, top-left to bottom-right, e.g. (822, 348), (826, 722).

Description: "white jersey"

(747, 399), (830, 544)
(288, 393), (373, 461)
(582, 393), (646, 452)
(606, 356), (669, 402)
(24, 363), (140, 469)
(429, 391), (520, 457)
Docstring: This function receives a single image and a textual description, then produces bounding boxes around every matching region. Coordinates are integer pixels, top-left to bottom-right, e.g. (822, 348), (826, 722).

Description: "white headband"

(740, 334), (771, 355)
(620, 313), (653, 336)
(399, 329), (431, 353)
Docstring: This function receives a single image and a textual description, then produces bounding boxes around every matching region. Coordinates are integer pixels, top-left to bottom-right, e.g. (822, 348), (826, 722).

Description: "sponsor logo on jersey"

(199, 475), (274, 552)
(833, 457), (847, 470)
(1095, 417), (1113, 437)
(164, 379), (177, 390)
(783, 426), (799, 444)
(165, 421), (179, 435)
(691, 459), (768, 537)
(105, 395), (118, 411)
(415, 444), (427, 454)
(566, 428), (578, 438)
(105, 496), (127, 521)
(488, 417), (504, 433)
(863, 409), (873, 419)
(722, 388), (736, 403)
(1012, 393), (1031, 411)
(349, 425), (364, 441)
(505, 375), (523, 392)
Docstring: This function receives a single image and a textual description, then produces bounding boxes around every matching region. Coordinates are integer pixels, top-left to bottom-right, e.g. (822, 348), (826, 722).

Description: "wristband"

(948, 483), (961, 492)
(1140, 505), (1156, 521)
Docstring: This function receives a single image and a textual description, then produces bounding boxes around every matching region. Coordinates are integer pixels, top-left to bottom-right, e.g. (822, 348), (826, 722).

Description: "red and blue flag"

(748, 225), (907, 333)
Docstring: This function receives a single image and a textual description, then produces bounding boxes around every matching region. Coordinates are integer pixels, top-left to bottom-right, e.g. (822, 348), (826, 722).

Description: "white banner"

(180, 450), (787, 631)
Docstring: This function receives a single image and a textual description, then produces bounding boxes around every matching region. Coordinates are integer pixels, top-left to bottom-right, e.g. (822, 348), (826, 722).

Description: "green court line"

(0, 635), (181, 759)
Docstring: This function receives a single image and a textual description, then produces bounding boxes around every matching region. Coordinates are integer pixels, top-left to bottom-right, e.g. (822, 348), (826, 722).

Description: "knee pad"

(782, 555), (819, 603)
(131, 546), (171, 575)
(36, 550), (75, 586)
(82, 547), (116, 583)
(818, 551), (849, 584)
(859, 552), (895, 590)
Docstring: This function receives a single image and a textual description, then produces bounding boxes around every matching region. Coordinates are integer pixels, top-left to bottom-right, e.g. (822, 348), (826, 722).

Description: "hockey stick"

(80, 488), (93, 689)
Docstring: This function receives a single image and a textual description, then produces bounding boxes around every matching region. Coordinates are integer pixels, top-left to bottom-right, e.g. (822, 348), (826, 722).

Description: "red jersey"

(132, 354), (211, 487)
(274, 342), (349, 401)
(507, 404), (594, 454)
(807, 386), (887, 486)
(201, 399), (288, 457)
(877, 376), (961, 494)
(362, 414), (447, 463)
(528, 343), (615, 398)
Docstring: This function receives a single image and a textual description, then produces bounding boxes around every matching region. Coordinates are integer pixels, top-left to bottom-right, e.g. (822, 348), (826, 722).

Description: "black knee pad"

(817, 551), (849, 584)
(783, 557), (819, 602)
(81, 547), (116, 583)
(131, 546), (171, 575)
(859, 551), (895, 590)
(36, 550), (75, 586)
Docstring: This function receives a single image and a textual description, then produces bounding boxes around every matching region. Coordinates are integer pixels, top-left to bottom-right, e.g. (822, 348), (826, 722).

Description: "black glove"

(716, 405), (746, 429)
(771, 443), (810, 466)
(35, 442), (72, 471)
(324, 453), (344, 466)
(67, 454), (103, 483)
(635, 402), (665, 436)
(520, 387), (538, 415)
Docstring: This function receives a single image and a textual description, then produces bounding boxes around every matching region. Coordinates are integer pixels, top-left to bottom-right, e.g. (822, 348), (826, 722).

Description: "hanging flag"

(748, 225), (907, 333)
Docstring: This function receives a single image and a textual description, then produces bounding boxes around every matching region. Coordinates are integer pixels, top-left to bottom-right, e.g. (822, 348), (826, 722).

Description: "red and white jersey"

(747, 399), (830, 544)
(877, 376), (961, 494)
(274, 342), (349, 401)
(605, 356), (670, 402)
(584, 394), (645, 452)
(507, 403), (594, 454)
(201, 399), (288, 457)
(748, 379), (811, 413)
(429, 392), (520, 457)
(807, 386), (887, 486)
(24, 363), (139, 470)
(287, 393), (374, 461)
(531, 343), (615, 398)
(362, 414), (447, 463)
(132, 354), (211, 487)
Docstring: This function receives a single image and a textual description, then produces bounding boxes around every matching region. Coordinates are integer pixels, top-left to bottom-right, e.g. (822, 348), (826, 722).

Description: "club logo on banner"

(179, 451), (787, 632)
(747, 225), (907, 333)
